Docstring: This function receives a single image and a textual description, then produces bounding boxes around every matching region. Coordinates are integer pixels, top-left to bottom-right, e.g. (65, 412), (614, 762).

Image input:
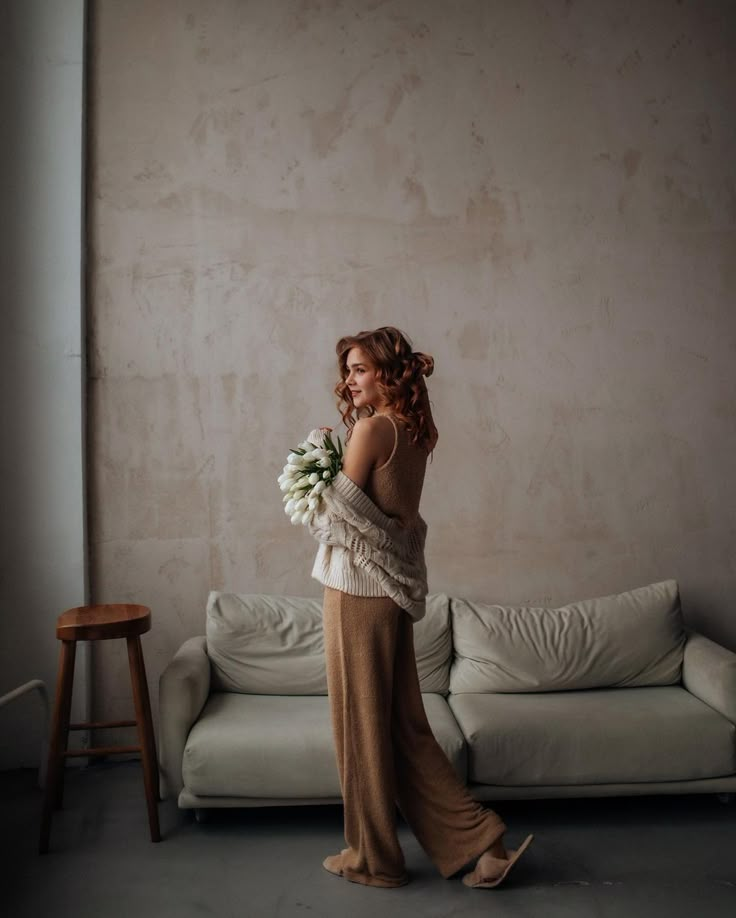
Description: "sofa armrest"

(158, 635), (211, 800)
(682, 631), (736, 725)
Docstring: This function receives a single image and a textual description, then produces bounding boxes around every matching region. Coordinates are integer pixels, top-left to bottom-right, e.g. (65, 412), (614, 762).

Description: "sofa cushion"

(182, 692), (465, 798)
(413, 592), (452, 694)
(206, 591), (452, 695)
(448, 686), (736, 786)
(207, 593), (326, 694)
(449, 579), (686, 693)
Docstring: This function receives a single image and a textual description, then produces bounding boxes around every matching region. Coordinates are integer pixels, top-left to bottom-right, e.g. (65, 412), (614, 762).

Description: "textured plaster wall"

(88, 0), (736, 741)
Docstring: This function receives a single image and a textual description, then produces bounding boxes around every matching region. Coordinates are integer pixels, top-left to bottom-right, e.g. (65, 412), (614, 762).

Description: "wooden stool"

(39, 604), (161, 853)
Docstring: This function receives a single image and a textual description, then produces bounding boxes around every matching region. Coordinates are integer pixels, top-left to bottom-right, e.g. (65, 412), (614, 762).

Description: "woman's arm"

(340, 417), (382, 490)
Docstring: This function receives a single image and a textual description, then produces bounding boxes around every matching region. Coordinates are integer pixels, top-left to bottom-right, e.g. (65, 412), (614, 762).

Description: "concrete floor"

(3, 759), (735, 918)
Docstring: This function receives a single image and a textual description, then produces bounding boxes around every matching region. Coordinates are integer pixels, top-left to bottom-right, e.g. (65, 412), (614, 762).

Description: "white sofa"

(158, 579), (736, 817)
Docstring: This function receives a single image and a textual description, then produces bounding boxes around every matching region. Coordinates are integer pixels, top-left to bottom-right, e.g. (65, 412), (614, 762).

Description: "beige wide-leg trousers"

(322, 585), (507, 887)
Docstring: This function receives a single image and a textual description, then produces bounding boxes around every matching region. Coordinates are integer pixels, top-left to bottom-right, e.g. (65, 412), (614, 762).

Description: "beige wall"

(88, 0), (736, 741)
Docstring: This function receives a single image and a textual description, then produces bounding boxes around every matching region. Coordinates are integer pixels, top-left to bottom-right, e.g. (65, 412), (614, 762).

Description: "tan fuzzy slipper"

(322, 850), (347, 877)
(322, 851), (410, 888)
(462, 833), (534, 889)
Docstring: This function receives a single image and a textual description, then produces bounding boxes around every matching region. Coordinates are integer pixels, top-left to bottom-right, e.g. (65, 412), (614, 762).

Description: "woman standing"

(310, 326), (533, 889)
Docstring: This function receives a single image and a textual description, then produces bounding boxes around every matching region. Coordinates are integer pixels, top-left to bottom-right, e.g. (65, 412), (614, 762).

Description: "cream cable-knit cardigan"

(307, 469), (429, 622)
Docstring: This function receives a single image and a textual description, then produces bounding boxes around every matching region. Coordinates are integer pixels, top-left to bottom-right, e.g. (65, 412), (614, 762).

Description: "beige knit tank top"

(362, 415), (428, 528)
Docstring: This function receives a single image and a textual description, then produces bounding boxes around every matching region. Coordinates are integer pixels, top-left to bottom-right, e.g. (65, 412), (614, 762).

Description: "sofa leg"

(194, 807), (209, 823)
(716, 793), (734, 805)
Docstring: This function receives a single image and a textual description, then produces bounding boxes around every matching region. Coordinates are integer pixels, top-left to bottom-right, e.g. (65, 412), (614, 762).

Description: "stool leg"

(127, 635), (161, 842)
(39, 639), (76, 854)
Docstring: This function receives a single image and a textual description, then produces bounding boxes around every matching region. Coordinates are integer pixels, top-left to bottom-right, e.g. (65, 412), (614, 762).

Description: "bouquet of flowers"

(278, 426), (344, 526)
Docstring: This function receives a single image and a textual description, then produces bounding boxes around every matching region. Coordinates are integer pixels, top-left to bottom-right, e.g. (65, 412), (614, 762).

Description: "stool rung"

(69, 719), (138, 730)
(63, 745), (142, 757)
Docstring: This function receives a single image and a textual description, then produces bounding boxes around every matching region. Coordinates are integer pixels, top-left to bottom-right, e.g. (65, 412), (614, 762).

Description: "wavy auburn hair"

(333, 326), (439, 461)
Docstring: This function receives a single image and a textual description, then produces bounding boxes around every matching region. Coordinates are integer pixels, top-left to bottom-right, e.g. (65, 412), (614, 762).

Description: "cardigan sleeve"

(305, 501), (348, 547)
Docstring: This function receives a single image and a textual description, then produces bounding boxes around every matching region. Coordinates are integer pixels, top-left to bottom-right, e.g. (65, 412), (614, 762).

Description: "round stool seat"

(56, 604), (151, 641)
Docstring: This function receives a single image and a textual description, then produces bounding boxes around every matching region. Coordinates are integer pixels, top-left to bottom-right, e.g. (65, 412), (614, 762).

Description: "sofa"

(157, 579), (736, 819)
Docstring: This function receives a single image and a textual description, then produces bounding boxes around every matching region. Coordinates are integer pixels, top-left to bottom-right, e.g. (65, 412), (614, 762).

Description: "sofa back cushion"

(449, 579), (686, 693)
(206, 591), (452, 695)
(207, 593), (326, 694)
(414, 593), (452, 694)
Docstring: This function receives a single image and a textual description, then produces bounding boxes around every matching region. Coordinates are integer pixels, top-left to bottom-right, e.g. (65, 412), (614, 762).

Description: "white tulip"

(306, 429), (328, 448)
(285, 498), (297, 514)
(279, 480), (293, 492)
(312, 480), (326, 494)
(322, 470), (332, 480)
(317, 457), (331, 468)
(301, 509), (314, 525)
(308, 472), (320, 485)
(290, 510), (303, 525)
(294, 497), (308, 511)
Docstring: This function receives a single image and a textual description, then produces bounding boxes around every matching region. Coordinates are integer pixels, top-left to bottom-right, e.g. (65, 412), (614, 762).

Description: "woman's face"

(345, 346), (382, 410)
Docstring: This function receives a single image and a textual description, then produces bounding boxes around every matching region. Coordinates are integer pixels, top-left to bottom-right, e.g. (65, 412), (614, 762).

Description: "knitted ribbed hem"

(311, 545), (427, 622)
(311, 544), (387, 597)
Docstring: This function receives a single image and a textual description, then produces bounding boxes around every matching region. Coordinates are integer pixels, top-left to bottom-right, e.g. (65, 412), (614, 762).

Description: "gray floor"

(3, 759), (735, 918)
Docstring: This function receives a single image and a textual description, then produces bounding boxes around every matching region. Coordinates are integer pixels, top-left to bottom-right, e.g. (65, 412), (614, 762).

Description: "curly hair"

(333, 326), (439, 461)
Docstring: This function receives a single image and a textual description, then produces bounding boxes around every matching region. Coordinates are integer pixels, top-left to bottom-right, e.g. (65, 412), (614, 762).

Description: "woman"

(313, 326), (533, 889)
